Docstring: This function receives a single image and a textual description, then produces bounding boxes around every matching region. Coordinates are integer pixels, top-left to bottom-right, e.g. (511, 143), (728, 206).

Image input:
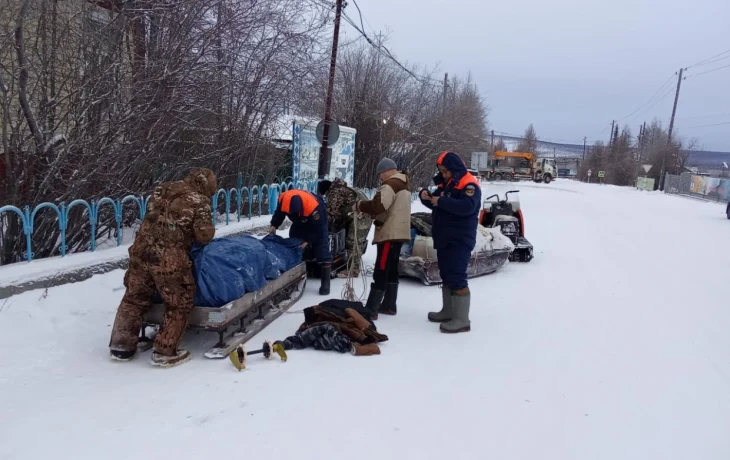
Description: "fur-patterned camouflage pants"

(282, 324), (352, 353)
(109, 260), (196, 356)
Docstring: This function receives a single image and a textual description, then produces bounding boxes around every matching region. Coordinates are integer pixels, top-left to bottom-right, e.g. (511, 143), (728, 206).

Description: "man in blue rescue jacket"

(420, 151), (481, 333)
(270, 189), (332, 295)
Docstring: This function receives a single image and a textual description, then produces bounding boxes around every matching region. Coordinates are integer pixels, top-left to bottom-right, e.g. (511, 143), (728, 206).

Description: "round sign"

(315, 120), (340, 145)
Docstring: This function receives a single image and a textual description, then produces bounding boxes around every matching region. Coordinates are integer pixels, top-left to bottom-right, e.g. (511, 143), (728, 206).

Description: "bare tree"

(295, 40), (489, 188)
(493, 137), (506, 153)
(0, 0), (490, 263)
(580, 119), (694, 188)
(0, 0), (330, 263)
(516, 124), (537, 153)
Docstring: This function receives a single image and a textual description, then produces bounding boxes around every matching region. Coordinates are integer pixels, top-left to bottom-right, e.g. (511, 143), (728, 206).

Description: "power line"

(689, 54), (730, 68)
(492, 131), (603, 146)
(638, 84), (676, 114)
(595, 121), (613, 136)
(615, 74), (676, 122)
(309, 0), (440, 87)
(331, 0), (444, 89)
(350, 0), (368, 34)
(340, 11), (442, 88)
(684, 121), (730, 129)
(677, 112), (730, 121)
(686, 63), (730, 78)
(686, 48), (730, 69)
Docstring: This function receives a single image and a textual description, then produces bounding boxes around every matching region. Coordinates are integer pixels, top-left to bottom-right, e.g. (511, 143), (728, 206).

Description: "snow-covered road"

(1, 181), (728, 460)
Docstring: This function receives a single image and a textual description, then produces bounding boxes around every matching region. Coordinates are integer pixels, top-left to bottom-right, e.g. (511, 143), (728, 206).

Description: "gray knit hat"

(376, 157), (398, 175)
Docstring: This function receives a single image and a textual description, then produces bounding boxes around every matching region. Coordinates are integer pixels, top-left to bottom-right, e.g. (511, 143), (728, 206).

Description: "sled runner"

(139, 262), (307, 359)
(399, 213), (513, 286)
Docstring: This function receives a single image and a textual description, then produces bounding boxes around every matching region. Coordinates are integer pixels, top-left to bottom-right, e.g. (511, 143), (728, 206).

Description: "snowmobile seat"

(141, 262), (307, 359)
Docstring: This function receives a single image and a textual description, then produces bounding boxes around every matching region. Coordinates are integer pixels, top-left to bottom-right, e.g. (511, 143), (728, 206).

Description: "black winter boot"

(319, 264), (332, 295)
(364, 283), (385, 320)
(379, 283), (398, 316)
(110, 349), (136, 362)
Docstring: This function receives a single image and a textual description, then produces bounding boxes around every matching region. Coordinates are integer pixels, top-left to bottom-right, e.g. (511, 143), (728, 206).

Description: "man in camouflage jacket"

(109, 168), (217, 367)
(318, 178), (373, 278)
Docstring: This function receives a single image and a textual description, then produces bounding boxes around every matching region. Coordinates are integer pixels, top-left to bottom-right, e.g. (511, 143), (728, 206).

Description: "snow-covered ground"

(1, 180), (729, 460)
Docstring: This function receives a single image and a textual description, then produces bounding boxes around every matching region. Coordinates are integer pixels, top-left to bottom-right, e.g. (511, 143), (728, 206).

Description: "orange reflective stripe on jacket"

(278, 190), (319, 216)
(443, 172), (480, 191)
(454, 172), (480, 190)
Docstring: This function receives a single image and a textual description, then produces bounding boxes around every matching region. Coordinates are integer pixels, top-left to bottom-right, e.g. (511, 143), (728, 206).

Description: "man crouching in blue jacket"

(419, 151), (481, 333)
(270, 189), (332, 295)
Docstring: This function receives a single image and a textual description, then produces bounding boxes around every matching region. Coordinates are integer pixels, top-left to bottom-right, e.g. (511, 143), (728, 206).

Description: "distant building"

(555, 157), (580, 178)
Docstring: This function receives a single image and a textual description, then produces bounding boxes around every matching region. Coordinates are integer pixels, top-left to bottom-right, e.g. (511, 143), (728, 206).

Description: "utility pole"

(491, 129), (495, 152)
(582, 136), (587, 160)
(442, 73), (448, 114)
(609, 120), (615, 146)
(318, 0), (343, 180)
(638, 121), (646, 163)
(659, 68), (685, 190)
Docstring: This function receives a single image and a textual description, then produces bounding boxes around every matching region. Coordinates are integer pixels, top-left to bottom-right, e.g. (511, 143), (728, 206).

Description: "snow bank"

(0, 215), (272, 290)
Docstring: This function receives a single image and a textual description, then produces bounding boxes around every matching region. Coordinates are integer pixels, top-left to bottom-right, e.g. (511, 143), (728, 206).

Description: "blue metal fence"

(0, 176), (419, 264)
(0, 178), (320, 263)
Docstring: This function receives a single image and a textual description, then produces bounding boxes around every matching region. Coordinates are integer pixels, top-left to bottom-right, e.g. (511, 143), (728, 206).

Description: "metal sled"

(140, 262), (307, 359)
(399, 213), (512, 286)
(399, 248), (512, 286)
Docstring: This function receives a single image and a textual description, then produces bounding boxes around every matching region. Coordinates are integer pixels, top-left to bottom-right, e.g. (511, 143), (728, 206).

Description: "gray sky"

(339, 0), (730, 151)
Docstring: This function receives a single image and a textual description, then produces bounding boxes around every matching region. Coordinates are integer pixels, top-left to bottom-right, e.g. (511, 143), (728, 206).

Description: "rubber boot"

(379, 283), (398, 316)
(150, 349), (191, 368)
(440, 288), (471, 333)
(428, 285), (453, 323)
(351, 343), (381, 356)
(364, 283), (385, 320)
(319, 264), (331, 295)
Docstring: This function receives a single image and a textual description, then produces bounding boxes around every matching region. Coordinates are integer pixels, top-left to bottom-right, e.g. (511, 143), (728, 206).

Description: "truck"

(470, 152), (490, 175)
(486, 150), (557, 184)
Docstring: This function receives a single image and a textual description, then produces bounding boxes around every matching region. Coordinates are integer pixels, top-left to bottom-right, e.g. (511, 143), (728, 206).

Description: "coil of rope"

(341, 210), (370, 303)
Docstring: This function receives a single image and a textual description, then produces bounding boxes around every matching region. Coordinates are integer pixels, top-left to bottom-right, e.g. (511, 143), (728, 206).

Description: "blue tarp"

(190, 234), (304, 307)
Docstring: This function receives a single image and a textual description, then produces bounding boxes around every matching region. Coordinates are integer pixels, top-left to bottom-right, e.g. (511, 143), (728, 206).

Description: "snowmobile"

(140, 262), (307, 359)
(398, 213), (514, 286)
(479, 190), (533, 262)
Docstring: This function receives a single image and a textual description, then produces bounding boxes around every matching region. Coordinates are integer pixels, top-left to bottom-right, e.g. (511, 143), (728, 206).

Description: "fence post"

(91, 200), (101, 252)
(59, 203), (67, 257)
(23, 205), (32, 261)
(114, 200), (123, 246)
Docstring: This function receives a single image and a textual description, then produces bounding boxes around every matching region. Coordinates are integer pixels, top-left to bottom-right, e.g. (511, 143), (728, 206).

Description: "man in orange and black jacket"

(270, 189), (332, 295)
(420, 151), (481, 333)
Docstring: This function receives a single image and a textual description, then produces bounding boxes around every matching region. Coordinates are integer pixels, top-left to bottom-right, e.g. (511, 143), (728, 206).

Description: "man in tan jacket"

(355, 158), (412, 318)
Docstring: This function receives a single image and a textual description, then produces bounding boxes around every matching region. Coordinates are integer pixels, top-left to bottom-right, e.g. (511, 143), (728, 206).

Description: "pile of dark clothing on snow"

(278, 299), (388, 356)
